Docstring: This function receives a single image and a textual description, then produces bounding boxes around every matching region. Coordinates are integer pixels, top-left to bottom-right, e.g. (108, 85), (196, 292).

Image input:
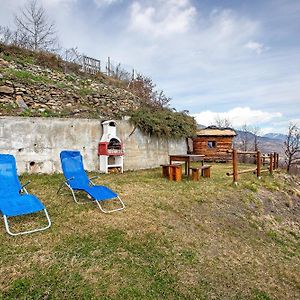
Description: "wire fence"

(64, 48), (137, 82)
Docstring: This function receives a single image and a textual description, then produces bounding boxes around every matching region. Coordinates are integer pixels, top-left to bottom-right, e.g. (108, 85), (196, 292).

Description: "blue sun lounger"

(58, 151), (125, 213)
(0, 154), (51, 236)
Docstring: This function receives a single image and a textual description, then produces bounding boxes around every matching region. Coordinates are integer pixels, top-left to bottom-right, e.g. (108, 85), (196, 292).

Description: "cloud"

(192, 107), (282, 128)
(93, 0), (121, 7)
(41, 0), (77, 7)
(266, 118), (300, 134)
(129, 0), (197, 37)
(245, 41), (266, 54)
(0, 0), (299, 134)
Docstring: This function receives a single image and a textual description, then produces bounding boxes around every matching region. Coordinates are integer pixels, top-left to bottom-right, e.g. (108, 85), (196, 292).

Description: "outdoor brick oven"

(98, 120), (124, 173)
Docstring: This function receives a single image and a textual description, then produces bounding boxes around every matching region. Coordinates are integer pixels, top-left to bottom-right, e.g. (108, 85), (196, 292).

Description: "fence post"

(276, 153), (279, 169)
(233, 150), (238, 184)
(83, 56), (86, 73)
(273, 152), (277, 170)
(269, 153), (274, 174)
(256, 151), (261, 179)
(107, 57), (111, 76)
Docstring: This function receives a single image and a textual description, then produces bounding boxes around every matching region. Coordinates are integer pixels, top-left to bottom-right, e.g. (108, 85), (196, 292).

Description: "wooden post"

(256, 151), (261, 179)
(202, 167), (211, 178)
(107, 57), (111, 76)
(83, 56), (86, 73)
(269, 153), (274, 174)
(191, 168), (200, 181)
(160, 165), (170, 178)
(169, 165), (182, 181)
(233, 149), (238, 184)
(276, 153), (279, 169)
(273, 152), (277, 170)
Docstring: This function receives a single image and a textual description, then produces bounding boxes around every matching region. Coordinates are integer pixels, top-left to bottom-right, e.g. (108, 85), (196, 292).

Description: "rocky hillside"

(0, 45), (141, 119)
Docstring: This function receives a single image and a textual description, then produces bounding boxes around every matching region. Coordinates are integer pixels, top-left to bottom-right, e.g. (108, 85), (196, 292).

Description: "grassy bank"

(0, 164), (299, 299)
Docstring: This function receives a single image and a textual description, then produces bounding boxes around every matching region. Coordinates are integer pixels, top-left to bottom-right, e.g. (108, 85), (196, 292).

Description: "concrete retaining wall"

(0, 116), (187, 174)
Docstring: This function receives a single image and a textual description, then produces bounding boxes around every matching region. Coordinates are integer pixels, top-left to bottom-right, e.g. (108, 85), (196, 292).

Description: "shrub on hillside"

(130, 107), (197, 139)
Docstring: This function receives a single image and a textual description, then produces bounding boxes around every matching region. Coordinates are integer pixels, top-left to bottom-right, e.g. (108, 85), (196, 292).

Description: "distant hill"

(234, 130), (284, 156)
(197, 124), (206, 129)
(263, 133), (287, 142)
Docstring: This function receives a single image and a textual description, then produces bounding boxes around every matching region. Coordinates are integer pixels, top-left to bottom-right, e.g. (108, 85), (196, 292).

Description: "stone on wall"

(0, 85), (14, 94)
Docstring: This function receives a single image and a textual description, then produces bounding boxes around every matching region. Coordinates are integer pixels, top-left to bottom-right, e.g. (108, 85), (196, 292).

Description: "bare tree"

(0, 25), (28, 47)
(129, 73), (171, 108)
(111, 63), (132, 81)
(64, 47), (82, 64)
(214, 115), (232, 128)
(237, 124), (252, 163)
(14, 0), (58, 51)
(285, 123), (300, 173)
(0, 26), (14, 44)
(153, 90), (171, 108)
(240, 124), (250, 152)
(250, 126), (261, 151)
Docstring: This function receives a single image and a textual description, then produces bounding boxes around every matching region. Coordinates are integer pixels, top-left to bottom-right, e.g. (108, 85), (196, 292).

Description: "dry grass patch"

(0, 164), (299, 299)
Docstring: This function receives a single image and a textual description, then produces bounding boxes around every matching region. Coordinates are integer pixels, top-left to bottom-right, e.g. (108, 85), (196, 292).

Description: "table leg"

(187, 159), (190, 176)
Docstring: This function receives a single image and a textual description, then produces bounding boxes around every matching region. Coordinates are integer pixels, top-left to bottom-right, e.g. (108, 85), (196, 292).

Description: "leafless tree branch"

(285, 123), (300, 173)
(14, 0), (59, 51)
(213, 116), (232, 128)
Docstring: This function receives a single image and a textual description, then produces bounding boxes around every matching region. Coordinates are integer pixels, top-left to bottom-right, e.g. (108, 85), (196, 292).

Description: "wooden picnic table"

(169, 154), (205, 176)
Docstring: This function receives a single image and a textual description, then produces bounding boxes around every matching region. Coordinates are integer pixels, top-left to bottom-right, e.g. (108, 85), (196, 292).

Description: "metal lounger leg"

(65, 183), (93, 205)
(65, 183), (80, 204)
(57, 181), (80, 204)
(3, 209), (51, 236)
(95, 196), (125, 213)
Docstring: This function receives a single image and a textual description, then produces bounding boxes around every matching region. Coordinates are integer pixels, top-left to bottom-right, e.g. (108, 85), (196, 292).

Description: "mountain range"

(262, 133), (287, 142)
(235, 130), (285, 156)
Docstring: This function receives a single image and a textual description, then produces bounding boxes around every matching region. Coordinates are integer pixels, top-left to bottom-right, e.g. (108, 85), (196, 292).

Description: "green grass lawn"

(0, 164), (299, 299)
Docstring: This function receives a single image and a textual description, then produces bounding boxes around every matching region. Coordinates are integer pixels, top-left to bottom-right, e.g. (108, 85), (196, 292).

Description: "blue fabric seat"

(0, 154), (51, 236)
(0, 194), (45, 217)
(76, 186), (117, 201)
(59, 151), (125, 213)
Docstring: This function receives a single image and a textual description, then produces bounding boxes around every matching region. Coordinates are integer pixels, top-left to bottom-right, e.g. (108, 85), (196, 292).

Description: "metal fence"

(82, 56), (101, 75)
(77, 53), (135, 81)
(63, 48), (138, 85)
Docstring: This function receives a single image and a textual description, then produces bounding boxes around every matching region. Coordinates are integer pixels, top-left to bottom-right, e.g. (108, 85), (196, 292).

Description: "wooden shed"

(192, 126), (237, 161)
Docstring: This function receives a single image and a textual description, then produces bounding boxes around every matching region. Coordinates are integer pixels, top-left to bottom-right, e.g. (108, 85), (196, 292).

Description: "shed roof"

(196, 126), (237, 137)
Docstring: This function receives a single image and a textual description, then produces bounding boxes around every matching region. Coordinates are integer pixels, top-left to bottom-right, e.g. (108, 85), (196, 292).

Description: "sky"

(0, 0), (299, 134)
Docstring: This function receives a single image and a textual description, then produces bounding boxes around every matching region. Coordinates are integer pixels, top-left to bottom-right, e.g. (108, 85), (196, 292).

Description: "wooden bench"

(161, 164), (170, 178)
(169, 164), (182, 181)
(161, 164), (182, 181)
(189, 165), (212, 181)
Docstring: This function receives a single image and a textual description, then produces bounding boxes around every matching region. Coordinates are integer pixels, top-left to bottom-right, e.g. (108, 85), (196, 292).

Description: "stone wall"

(0, 57), (141, 119)
(0, 116), (187, 174)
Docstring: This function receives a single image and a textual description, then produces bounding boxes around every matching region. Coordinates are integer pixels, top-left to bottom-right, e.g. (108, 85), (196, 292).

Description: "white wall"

(0, 116), (187, 173)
